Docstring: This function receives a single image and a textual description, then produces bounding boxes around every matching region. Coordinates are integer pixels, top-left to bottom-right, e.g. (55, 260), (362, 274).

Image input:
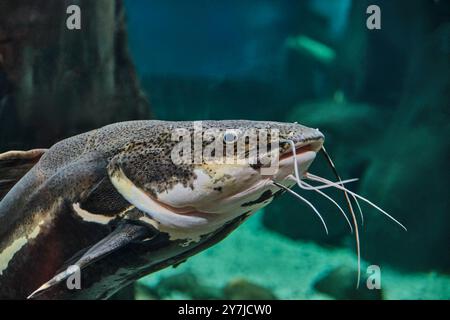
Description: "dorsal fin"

(0, 149), (47, 201)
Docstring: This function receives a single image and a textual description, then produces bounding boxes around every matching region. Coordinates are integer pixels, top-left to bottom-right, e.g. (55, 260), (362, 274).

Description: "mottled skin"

(0, 120), (324, 299)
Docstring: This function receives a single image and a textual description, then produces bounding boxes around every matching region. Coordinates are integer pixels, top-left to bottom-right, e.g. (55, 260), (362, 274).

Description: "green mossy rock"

(223, 278), (277, 300)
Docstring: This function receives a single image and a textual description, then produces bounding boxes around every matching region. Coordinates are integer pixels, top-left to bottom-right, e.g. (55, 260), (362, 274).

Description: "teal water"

(139, 211), (450, 300)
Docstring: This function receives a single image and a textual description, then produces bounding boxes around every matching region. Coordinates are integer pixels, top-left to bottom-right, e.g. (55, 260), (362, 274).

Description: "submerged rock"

(154, 272), (222, 300)
(223, 278), (277, 300)
(313, 265), (383, 300)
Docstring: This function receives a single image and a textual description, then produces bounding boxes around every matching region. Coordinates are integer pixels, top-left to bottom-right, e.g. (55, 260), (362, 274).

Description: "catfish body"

(0, 120), (324, 299)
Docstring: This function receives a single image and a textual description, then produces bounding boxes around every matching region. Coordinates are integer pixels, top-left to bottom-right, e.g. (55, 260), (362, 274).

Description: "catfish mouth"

(279, 139), (324, 161)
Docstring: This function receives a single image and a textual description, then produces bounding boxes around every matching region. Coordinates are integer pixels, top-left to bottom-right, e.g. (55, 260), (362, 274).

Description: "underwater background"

(0, 0), (449, 299)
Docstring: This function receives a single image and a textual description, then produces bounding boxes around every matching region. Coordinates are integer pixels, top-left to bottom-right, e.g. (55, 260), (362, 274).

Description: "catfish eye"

(223, 131), (238, 144)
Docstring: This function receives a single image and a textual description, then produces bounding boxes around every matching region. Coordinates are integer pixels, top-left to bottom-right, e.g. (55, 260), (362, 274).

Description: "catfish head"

(107, 120), (325, 242)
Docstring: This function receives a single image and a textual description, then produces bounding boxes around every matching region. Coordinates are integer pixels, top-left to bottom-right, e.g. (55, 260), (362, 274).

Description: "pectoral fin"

(27, 222), (158, 299)
(0, 149), (47, 200)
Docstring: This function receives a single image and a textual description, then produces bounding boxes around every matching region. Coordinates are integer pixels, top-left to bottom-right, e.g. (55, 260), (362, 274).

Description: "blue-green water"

(139, 212), (450, 300)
